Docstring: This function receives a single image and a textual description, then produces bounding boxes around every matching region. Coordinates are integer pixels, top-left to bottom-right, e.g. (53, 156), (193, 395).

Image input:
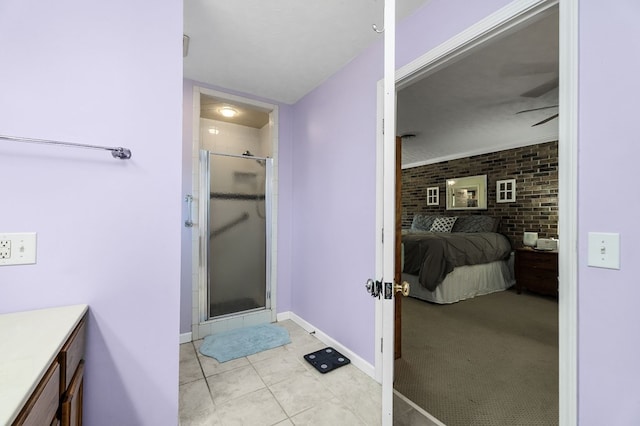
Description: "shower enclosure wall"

(200, 151), (273, 320)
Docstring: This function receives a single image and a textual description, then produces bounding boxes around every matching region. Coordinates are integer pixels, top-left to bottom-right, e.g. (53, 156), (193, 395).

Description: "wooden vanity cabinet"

(11, 314), (87, 426)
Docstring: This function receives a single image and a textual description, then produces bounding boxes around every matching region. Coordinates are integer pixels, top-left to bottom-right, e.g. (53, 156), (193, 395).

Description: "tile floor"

(179, 319), (439, 425)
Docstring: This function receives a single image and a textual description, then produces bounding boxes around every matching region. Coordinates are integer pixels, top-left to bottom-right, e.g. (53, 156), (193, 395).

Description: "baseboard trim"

(285, 312), (376, 380)
(276, 311), (291, 322)
(394, 390), (446, 426)
(179, 332), (192, 344)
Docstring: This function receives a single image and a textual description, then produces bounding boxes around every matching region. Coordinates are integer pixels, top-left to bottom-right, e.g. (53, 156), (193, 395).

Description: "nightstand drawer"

(515, 248), (558, 296)
(516, 250), (557, 271)
(517, 275), (557, 295)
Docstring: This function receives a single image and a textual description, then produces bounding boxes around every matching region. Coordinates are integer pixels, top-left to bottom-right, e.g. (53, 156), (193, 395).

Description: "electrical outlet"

(0, 233), (37, 266)
(0, 240), (10, 259)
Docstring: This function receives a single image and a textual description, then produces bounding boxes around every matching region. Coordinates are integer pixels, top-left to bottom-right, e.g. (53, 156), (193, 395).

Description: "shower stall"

(200, 150), (273, 320)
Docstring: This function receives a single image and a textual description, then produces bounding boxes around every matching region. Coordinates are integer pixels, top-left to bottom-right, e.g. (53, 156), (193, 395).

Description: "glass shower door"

(202, 151), (271, 319)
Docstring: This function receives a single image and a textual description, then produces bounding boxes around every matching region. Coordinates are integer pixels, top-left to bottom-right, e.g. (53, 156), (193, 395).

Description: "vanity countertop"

(0, 304), (88, 425)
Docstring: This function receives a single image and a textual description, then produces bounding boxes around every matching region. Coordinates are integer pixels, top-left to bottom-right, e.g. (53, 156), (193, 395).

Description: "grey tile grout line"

(178, 342), (207, 386)
(258, 374), (295, 425)
(253, 362), (295, 425)
(191, 341), (217, 407)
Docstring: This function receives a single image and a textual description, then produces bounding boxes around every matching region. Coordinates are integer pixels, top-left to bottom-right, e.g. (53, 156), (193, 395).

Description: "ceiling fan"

(516, 78), (559, 126)
(516, 104), (559, 127)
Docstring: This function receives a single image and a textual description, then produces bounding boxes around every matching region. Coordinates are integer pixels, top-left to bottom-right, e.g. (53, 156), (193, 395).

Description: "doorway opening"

(191, 86), (279, 340)
(375, 0), (577, 424)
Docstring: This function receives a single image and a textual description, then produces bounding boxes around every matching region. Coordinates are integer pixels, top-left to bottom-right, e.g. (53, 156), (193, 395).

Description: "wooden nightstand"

(514, 247), (558, 296)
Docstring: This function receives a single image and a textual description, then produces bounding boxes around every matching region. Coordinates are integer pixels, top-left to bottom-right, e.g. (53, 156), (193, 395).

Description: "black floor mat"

(303, 347), (350, 374)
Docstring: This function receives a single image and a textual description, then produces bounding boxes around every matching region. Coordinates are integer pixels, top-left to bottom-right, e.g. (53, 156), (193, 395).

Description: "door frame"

(374, 0), (578, 424)
(191, 85), (280, 339)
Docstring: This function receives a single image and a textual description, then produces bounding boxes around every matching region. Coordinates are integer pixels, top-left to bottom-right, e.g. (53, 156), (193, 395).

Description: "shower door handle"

(185, 195), (194, 227)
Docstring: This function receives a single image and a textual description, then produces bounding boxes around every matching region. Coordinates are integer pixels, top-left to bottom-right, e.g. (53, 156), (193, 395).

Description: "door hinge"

(381, 227), (384, 243)
(381, 338), (383, 353)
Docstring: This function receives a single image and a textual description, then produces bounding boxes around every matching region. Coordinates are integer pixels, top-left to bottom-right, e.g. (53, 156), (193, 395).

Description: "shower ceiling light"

(219, 107), (238, 118)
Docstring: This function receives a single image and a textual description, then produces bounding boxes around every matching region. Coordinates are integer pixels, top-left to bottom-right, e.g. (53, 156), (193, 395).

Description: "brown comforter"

(402, 232), (512, 291)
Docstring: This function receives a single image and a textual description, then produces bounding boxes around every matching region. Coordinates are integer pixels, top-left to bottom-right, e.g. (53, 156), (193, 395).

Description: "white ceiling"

(397, 8), (559, 167)
(184, 0), (431, 104)
(184, 2), (558, 167)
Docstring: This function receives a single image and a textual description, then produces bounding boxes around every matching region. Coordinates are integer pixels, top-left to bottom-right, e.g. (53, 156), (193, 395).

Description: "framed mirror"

(446, 174), (487, 210)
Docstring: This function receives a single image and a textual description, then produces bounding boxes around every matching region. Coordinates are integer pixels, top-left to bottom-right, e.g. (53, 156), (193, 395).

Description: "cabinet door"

(13, 362), (60, 426)
(59, 318), (86, 396)
(61, 361), (84, 426)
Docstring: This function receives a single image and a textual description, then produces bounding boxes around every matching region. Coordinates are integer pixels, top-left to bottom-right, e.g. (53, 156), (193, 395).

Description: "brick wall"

(402, 141), (558, 247)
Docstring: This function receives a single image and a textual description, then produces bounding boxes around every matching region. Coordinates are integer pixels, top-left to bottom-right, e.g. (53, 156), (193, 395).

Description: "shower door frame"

(200, 151), (274, 321)
(191, 86), (279, 339)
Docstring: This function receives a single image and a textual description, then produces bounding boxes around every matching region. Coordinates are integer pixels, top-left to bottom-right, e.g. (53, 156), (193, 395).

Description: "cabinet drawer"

(61, 361), (84, 426)
(13, 362), (60, 426)
(59, 317), (86, 396)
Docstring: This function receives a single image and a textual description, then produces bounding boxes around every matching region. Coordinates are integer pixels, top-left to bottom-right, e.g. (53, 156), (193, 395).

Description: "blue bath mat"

(199, 323), (291, 362)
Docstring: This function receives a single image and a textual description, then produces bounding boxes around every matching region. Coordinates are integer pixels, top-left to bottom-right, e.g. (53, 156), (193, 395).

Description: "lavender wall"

(578, 2), (640, 424)
(0, 1), (182, 424)
(291, 0), (512, 364)
(180, 79), (293, 334)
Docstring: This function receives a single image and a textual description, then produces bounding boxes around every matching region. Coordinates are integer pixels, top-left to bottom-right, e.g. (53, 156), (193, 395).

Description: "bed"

(402, 215), (515, 304)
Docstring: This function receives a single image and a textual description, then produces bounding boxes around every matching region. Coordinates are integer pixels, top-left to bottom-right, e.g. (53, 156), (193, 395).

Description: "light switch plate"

(587, 232), (620, 269)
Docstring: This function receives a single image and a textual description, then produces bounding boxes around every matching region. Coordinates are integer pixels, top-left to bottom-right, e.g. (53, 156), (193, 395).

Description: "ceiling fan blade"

(520, 78), (559, 98)
(500, 62), (557, 77)
(532, 113), (559, 127)
(516, 105), (559, 114)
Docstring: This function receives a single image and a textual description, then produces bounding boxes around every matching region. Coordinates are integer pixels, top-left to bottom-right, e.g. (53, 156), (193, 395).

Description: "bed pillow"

(429, 216), (457, 233)
(411, 214), (437, 231)
(452, 216), (500, 233)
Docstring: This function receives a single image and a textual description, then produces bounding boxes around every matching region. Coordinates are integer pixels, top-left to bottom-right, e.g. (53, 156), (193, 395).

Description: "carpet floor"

(394, 288), (558, 426)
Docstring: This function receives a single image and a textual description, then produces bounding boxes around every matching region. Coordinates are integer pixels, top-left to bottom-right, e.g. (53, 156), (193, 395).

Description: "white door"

(376, 1), (577, 424)
(380, 0), (396, 424)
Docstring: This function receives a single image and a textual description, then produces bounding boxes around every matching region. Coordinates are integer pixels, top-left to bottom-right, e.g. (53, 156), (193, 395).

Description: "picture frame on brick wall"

(427, 187), (439, 205)
(446, 175), (487, 210)
(496, 179), (516, 203)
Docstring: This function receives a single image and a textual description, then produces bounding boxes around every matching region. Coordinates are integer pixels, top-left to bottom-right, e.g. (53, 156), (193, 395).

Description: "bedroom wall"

(0, 0), (182, 424)
(402, 141), (558, 246)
